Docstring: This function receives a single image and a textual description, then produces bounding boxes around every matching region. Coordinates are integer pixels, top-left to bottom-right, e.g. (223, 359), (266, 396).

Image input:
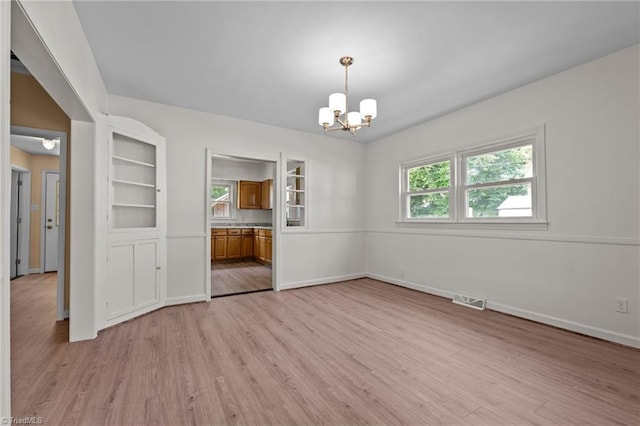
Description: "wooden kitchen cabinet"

(255, 229), (272, 264)
(261, 179), (273, 210)
(227, 232), (242, 258)
(238, 181), (261, 209)
(241, 228), (254, 257)
(212, 227), (270, 263)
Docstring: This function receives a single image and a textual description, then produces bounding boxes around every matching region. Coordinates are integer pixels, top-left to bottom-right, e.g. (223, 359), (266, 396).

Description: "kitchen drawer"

(212, 229), (227, 236)
(228, 229), (242, 236)
(242, 229), (254, 236)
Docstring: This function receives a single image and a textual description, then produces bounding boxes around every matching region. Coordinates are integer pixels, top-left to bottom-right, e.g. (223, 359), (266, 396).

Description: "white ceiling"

(11, 134), (60, 157)
(73, 1), (640, 143)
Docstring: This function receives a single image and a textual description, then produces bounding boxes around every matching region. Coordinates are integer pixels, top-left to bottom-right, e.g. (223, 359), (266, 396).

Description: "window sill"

(396, 220), (548, 231)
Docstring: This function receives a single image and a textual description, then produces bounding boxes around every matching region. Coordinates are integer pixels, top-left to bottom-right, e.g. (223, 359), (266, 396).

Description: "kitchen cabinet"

(241, 229), (254, 257)
(212, 229), (228, 260)
(212, 228), (259, 261)
(255, 229), (272, 265)
(238, 181), (261, 209)
(261, 179), (273, 210)
(227, 229), (242, 258)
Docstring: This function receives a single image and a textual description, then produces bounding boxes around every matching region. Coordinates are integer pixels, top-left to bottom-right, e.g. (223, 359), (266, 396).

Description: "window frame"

(210, 179), (237, 221)
(399, 125), (547, 227)
(400, 154), (455, 222)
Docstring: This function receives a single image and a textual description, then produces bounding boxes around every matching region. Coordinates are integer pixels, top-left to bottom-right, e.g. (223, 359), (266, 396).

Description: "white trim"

(1, 0), (12, 416)
(28, 268), (40, 275)
(104, 301), (164, 329)
(366, 273), (639, 349)
(279, 273), (367, 291)
(281, 228), (366, 235)
(369, 228), (640, 246)
(366, 273), (454, 299)
(487, 301), (640, 349)
(167, 233), (207, 239)
(165, 294), (208, 306)
(63, 309), (69, 320)
(205, 148), (212, 300)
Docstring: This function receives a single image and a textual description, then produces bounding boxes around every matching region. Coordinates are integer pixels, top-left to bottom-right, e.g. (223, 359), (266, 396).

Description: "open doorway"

(209, 154), (276, 297)
(9, 51), (70, 321)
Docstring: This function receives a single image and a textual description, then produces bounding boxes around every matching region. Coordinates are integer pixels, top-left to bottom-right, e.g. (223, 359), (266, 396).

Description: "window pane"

(408, 161), (450, 191)
(211, 185), (230, 200)
(211, 201), (230, 218)
(466, 145), (532, 185)
(466, 183), (531, 218)
(409, 192), (449, 218)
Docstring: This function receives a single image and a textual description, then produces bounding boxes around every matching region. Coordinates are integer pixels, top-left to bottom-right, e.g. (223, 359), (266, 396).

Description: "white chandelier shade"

(318, 56), (377, 136)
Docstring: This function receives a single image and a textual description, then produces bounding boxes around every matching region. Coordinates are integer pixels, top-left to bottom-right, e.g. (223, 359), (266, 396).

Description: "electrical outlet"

(616, 298), (628, 314)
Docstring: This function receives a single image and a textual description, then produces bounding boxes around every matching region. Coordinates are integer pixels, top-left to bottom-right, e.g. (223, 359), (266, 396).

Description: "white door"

(105, 115), (166, 328)
(44, 172), (59, 272)
(10, 171), (19, 279)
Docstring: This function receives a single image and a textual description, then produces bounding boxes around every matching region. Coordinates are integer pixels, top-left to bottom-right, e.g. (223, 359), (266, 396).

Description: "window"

(400, 126), (546, 225)
(404, 158), (452, 219)
(211, 180), (235, 220)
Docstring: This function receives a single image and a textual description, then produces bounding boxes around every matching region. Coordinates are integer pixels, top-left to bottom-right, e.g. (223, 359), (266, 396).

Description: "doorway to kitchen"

(209, 154), (276, 298)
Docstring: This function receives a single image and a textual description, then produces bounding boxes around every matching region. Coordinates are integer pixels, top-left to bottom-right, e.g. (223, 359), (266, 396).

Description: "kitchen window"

(400, 125), (546, 226)
(211, 180), (236, 220)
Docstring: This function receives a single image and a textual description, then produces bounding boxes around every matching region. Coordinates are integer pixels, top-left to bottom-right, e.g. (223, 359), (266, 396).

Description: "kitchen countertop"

(211, 224), (272, 229)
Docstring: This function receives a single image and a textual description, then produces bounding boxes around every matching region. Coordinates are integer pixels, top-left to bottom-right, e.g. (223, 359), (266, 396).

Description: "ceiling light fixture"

(41, 138), (57, 150)
(318, 56), (377, 136)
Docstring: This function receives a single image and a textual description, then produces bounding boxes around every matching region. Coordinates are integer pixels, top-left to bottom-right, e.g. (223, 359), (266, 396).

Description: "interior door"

(10, 171), (19, 279)
(105, 115), (166, 328)
(44, 171), (59, 272)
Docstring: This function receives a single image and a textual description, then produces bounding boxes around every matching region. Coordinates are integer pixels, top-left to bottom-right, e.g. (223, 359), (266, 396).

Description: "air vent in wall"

(452, 293), (486, 310)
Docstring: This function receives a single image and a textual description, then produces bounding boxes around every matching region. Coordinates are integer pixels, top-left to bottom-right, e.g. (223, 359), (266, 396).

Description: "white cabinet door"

(105, 115), (166, 328)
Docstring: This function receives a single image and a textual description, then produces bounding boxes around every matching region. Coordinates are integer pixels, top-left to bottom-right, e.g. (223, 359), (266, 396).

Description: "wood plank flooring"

(10, 274), (640, 425)
(211, 261), (272, 297)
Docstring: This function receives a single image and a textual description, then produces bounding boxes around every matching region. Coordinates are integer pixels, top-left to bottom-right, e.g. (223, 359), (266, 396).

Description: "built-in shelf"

(113, 155), (156, 168)
(111, 131), (158, 229)
(112, 179), (156, 188)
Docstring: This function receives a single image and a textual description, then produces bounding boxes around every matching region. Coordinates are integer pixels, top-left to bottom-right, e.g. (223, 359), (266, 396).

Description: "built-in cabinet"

(261, 179), (273, 210)
(237, 179), (273, 210)
(238, 180), (261, 209)
(106, 116), (166, 328)
(211, 227), (271, 264)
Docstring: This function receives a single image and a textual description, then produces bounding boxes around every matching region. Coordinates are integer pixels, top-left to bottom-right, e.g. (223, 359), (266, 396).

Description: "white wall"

(109, 95), (368, 300)
(1, 0), (12, 417)
(211, 158), (273, 224)
(365, 45), (640, 347)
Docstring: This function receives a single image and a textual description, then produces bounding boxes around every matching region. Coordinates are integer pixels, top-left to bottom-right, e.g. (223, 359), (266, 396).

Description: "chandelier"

(318, 56), (377, 136)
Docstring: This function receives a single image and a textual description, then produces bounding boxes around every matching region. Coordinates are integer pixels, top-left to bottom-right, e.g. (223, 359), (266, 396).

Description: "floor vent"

(452, 294), (486, 310)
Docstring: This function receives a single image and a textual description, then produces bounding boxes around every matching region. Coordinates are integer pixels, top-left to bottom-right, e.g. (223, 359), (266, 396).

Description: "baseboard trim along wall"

(280, 273), (367, 291)
(165, 294), (208, 306)
(365, 272), (640, 349)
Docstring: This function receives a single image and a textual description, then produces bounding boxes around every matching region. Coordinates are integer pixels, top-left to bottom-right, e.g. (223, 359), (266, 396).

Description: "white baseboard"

(366, 273), (454, 300)
(63, 309), (69, 319)
(279, 273), (366, 291)
(487, 301), (640, 349)
(28, 268), (41, 275)
(165, 294), (208, 306)
(366, 273), (640, 349)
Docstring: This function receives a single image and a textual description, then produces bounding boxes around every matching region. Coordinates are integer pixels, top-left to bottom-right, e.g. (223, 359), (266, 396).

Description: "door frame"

(206, 149), (281, 298)
(10, 165), (31, 278)
(13, 126), (68, 320)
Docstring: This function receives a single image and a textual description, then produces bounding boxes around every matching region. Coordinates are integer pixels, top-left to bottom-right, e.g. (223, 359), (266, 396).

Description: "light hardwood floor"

(211, 261), (272, 297)
(10, 273), (640, 425)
